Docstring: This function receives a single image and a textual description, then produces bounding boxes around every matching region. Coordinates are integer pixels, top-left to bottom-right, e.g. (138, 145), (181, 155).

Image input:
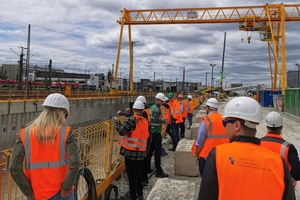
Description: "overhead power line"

(0, 14), (83, 38)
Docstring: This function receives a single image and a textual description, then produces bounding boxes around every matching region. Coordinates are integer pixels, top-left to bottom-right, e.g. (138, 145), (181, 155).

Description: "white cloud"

(0, 0), (300, 87)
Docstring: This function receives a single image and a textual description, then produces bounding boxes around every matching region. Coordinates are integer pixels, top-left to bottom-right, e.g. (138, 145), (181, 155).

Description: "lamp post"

(296, 63), (300, 87)
(210, 64), (216, 95)
(180, 67), (185, 93)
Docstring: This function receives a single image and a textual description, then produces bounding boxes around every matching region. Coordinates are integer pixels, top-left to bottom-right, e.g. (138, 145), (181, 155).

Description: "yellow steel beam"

(117, 4), (300, 25)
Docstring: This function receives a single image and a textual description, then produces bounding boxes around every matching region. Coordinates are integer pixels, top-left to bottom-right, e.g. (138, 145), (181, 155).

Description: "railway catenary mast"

(110, 4), (300, 95)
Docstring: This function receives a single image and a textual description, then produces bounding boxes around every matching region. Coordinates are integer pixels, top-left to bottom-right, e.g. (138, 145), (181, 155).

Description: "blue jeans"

(187, 113), (193, 127)
(198, 157), (206, 178)
(171, 122), (180, 148)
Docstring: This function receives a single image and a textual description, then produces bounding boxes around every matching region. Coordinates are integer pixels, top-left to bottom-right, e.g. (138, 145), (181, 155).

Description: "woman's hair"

(26, 107), (66, 144)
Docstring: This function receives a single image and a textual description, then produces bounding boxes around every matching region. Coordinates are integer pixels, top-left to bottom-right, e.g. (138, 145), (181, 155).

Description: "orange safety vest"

(187, 100), (194, 114)
(119, 115), (149, 152)
(216, 142), (285, 200)
(191, 113), (228, 158)
(261, 133), (292, 170)
(180, 100), (188, 118)
(163, 103), (171, 124)
(19, 126), (71, 200)
(169, 100), (183, 124)
(144, 109), (151, 122)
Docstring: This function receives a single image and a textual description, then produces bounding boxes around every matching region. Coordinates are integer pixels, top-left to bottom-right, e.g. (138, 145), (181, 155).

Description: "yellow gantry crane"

(110, 3), (300, 95)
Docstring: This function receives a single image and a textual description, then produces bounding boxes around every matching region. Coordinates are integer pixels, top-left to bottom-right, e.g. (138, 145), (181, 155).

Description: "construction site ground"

(112, 97), (300, 200)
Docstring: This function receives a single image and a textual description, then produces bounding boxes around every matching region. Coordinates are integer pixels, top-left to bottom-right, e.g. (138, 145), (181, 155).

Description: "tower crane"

(111, 3), (300, 95)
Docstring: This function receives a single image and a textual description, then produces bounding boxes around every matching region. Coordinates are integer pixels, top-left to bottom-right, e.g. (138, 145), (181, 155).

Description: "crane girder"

(117, 4), (300, 25)
(112, 4), (300, 95)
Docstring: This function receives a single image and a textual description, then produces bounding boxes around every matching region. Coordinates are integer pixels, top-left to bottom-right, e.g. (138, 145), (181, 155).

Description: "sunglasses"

(222, 119), (237, 127)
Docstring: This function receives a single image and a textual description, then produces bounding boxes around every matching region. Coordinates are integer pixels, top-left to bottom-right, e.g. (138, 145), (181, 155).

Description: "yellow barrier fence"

(0, 118), (126, 200)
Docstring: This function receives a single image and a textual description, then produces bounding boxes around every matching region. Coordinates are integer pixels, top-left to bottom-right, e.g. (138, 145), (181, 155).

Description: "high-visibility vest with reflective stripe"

(119, 115), (149, 152)
(149, 104), (163, 133)
(19, 126), (71, 200)
(216, 142), (285, 199)
(180, 100), (188, 118)
(261, 133), (292, 170)
(169, 100), (183, 124)
(187, 100), (194, 114)
(192, 113), (228, 158)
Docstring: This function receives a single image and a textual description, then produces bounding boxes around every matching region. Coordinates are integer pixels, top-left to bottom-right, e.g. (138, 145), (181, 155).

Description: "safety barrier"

(0, 118), (126, 200)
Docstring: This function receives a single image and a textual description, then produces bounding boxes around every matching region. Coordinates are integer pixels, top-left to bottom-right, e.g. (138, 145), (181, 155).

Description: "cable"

(74, 167), (98, 200)
(104, 184), (119, 200)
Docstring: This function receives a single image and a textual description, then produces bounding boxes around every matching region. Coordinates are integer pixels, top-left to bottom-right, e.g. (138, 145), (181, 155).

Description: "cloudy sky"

(0, 0), (299, 88)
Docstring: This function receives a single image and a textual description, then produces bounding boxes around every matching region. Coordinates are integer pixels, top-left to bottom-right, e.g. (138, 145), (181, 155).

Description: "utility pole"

(48, 59), (52, 90)
(19, 47), (24, 90)
(210, 64), (216, 94)
(25, 24), (31, 88)
(153, 72), (156, 92)
(180, 67), (185, 93)
(220, 32), (226, 92)
(205, 72), (209, 87)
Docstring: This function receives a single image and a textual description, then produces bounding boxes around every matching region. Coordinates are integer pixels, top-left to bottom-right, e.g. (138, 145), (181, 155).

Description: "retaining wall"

(0, 96), (155, 150)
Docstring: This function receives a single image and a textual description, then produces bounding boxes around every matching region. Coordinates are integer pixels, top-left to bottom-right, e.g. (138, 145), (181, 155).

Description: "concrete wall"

(0, 96), (155, 150)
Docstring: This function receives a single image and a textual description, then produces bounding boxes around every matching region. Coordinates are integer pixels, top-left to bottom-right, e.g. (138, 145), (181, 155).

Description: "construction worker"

(178, 94), (187, 138)
(114, 100), (151, 200)
(164, 97), (172, 140)
(10, 93), (81, 200)
(116, 95), (151, 187)
(261, 111), (300, 186)
(192, 98), (228, 177)
(168, 92), (183, 151)
(198, 97), (296, 200)
(146, 93), (169, 178)
(187, 95), (195, 129)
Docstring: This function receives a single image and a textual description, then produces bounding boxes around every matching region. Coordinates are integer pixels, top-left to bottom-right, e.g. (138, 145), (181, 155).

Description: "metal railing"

(0, 117), (126, 200)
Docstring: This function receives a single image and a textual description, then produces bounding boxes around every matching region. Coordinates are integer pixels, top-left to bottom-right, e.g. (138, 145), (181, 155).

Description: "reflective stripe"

(122, 135), (148, 143)
(151, 123), (162, 126)
(119, 140), (147, 150)
(280, 141), (289, 158)
(24, 126), (68, 169)
(205, 116), (227, 139)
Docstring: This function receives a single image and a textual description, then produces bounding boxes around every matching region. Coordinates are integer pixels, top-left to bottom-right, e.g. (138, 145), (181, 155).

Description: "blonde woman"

(10, 93), (80, 200)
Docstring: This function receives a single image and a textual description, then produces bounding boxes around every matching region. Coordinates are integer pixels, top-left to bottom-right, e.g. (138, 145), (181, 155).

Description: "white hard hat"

(223, 97), (263, 124)
(155, 93), (166, 101)
(265, 111), (283, 127)
(136, 95), (147, 103)
(132, 100), (145, 110)
(165, 97), (169, 101)
(42, 93), (70, 113)
(205, 98), (219, 109)
(187, 95), (192, 99)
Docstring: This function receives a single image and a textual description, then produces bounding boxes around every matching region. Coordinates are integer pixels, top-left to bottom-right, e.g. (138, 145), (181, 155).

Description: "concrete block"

(190, 123), (200, 140)
(147, 178), (196, 200)
(174, 139), (199, 177)
(195, 114), (202, 123)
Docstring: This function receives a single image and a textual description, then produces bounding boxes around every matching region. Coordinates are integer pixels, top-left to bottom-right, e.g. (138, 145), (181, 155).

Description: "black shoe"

(168, 146), (176, 151)
(180, 134), (184, 138)
(147, 168), (154, 174)
(142, 180), (149, 187)
(155, 171), (169, 178)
